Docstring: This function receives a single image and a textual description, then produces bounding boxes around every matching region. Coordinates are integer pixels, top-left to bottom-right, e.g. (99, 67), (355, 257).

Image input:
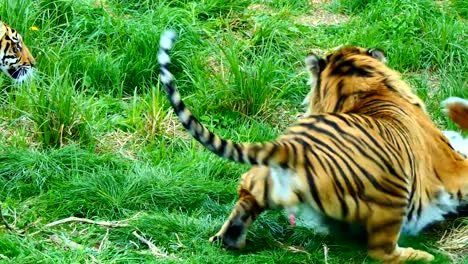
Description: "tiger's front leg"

(209, 166), (271, 249)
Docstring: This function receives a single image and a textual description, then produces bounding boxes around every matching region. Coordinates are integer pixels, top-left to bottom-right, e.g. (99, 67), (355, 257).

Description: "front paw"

(209, 219), (247, 249)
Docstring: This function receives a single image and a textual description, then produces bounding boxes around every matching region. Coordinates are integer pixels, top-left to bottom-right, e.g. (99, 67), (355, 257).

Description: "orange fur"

(159, 31), (468, 263)
(208, 49), (468, 264)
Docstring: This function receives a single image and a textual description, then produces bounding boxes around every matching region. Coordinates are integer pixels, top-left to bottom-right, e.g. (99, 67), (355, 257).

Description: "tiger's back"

(0, 21), (35, 81)
(158, 31), (468, 263)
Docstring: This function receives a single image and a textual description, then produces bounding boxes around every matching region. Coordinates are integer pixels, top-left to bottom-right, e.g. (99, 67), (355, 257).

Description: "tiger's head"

(304, 47), (425, 114)
(0, 21), (35, 82)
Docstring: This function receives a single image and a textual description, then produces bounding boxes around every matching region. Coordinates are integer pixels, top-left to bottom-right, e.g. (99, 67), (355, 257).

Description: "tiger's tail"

(442, 97), (468, 131)
(158, 30), (288, 166)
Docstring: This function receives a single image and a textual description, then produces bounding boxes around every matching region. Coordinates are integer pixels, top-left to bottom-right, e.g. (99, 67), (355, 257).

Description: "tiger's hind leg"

(366, 208), (434, 263)
(442, 97), (468, 131)
(209, 166), (270, 249)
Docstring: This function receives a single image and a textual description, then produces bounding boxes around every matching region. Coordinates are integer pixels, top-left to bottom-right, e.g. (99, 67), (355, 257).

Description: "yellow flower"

(30, 26), (39, 31)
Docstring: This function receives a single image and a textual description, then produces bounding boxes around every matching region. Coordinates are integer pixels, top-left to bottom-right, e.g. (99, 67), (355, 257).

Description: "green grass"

(0, 0), (467, 263)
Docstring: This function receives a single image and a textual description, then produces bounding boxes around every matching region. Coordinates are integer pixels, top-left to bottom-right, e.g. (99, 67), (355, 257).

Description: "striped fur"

(0, 21), (35, 82)
(158, 30), (468, 263)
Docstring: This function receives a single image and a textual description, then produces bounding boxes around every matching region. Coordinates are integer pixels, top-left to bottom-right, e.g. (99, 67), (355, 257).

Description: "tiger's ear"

(0, 21), (6, 39)
(368, 49), (387, 63)
(305, 53), (325, 74)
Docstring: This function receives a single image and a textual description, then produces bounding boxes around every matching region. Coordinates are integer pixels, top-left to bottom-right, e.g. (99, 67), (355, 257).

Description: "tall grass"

(0, 0), (466, 262)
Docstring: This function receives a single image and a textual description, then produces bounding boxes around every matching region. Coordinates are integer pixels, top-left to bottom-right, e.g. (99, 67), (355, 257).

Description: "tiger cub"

(0, 21), (35, 81)
(158, 30), (468, 263)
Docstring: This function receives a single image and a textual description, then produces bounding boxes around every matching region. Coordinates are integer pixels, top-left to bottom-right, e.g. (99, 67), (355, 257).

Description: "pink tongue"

(289, 212), (296, 227)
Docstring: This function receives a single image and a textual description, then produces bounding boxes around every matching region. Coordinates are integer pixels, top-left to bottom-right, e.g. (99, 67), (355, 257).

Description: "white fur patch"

(443, 130), (468, 158)
(160, 30), (176, 50)
(158, 51), (170, 65)
(269, 165), (301, 207)
(401, 189), (459, 235)
(304, 55), (319, 71)
(301, 92), (311, 107)
(441, 96), (468, 112)
(160, 68), (173, 84)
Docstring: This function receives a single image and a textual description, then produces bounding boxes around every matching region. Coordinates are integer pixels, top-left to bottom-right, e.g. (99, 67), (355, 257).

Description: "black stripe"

(294, 132), (365, 197)
(288, 142), (298, 167)
(291, 137), (326, 213)
(263, 176), (269, 207)
(337, 116), (409, 184)
(382, 177), (408, 194)
(367, 218), (403, 234)
(217, 135), (226, 156)
(303, 159), (326, 213)
(368, 241), (397, 254)
(305, 116), (408, 188)
(263, 143), (278, 163)
(330, 59), (374, 77)
(247, 150), (258, 165)
(233, 143), (243, 163)
(416, 196), (423, 219)
(331, 80), (345, 112)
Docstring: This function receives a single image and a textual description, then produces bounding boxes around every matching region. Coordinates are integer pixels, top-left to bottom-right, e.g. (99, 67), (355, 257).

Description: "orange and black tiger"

(0, 21), (35, 81)
(158, 30), (468, 263)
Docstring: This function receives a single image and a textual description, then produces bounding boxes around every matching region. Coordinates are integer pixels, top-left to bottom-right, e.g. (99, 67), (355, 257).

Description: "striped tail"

(158, 30), (287, 166)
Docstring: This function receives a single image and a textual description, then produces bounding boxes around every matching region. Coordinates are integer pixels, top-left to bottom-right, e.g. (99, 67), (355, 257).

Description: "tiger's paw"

(209, 218), (247, 250)
(397, 247), (434, 263)
(380, 247), (434, 264)
(369, 246), (434, 264)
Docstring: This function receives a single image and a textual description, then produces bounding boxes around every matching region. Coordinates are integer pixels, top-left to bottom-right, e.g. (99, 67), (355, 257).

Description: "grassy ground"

(0, 0), (467, 263)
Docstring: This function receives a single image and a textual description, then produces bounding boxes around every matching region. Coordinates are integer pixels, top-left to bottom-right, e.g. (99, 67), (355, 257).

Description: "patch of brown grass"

(94, 108), (188, 159)
(436, 222), (468, 261)
(0, 116), (38, 148)
(247, 1), (349, 27)
(247, 4), (273, 14)
(294, 9), (349, 27)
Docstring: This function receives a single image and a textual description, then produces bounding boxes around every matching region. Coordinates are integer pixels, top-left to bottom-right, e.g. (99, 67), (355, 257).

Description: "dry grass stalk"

(132, 231), (182, 261)
(275, 240), (311, 255)
(323, 243), (329, 264)
(49, 234), (84, 250)
(45, 216), (130, 228)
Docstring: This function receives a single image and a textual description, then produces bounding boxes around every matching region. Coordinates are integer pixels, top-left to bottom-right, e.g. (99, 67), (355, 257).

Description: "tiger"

(0, 21), (35, 81)
(158, 30), (468, 263)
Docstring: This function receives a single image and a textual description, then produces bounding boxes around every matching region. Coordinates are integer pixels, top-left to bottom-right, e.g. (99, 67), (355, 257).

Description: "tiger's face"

(0, 21), (35, 82)
(305, 47), (426, 114)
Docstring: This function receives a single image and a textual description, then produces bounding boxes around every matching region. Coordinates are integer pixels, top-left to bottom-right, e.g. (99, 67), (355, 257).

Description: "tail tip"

(441, 97), (468, 108)
(160, 30), (177, 50)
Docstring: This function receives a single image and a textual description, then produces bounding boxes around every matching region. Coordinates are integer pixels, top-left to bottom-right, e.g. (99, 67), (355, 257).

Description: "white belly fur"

(401, 189), (460, 235)
(269, 167), (461, 236)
